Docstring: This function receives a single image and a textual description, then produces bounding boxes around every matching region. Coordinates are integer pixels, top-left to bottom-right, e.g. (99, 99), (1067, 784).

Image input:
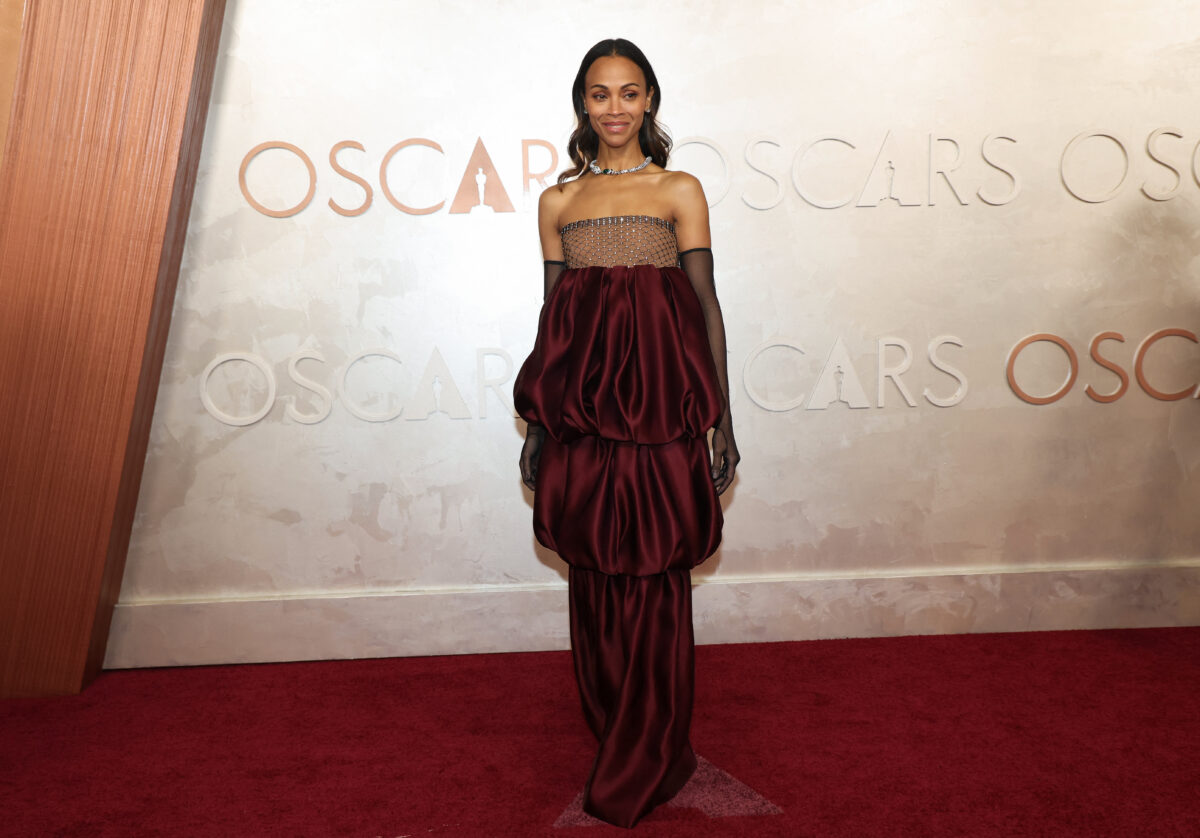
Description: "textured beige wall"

(106, 0), (1200, 667)
(0, 0), (24, 167)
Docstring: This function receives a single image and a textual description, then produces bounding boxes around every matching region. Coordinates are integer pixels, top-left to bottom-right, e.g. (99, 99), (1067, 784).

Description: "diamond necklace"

(590, 156), (652, 176)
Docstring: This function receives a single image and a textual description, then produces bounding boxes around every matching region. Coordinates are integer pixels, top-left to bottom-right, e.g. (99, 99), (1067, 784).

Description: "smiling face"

(583, 55), (654, 151)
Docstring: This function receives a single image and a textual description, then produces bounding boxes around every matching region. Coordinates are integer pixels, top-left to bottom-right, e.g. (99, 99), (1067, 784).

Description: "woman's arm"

(519, 186), (570, 490)
(671, 173), (740, 495)
(538, 185), (566, 300)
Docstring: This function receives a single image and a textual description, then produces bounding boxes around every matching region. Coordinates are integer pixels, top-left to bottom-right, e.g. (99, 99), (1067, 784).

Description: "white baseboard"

(103, 561), (1200, 668)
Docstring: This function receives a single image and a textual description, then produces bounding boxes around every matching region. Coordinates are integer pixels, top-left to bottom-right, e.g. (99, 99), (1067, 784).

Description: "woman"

(513, 38), (739, 828)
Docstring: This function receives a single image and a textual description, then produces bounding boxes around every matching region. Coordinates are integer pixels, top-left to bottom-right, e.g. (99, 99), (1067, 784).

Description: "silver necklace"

(590, 156), (652, 176)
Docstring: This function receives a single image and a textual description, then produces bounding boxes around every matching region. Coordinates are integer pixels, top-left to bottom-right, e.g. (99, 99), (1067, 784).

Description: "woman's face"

(583, 55), (653, 150)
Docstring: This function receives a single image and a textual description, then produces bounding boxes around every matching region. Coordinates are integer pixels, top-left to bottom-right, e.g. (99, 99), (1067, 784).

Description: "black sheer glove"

(519, 260), (566, 491)
(543, 259), (565, 301)
(679, 247), (740, 495)
(519, 424), (545, 490)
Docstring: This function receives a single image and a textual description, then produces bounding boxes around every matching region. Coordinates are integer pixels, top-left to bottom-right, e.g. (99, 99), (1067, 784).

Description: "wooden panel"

(0, 0), (23, 164)
(0, 0), (226, 697)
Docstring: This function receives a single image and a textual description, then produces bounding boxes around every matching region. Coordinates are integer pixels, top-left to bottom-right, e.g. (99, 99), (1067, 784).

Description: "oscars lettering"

(236, 125), (1200, 218)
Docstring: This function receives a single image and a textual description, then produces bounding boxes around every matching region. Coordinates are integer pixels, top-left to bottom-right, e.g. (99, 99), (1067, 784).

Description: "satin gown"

(513, 215), (724, 828)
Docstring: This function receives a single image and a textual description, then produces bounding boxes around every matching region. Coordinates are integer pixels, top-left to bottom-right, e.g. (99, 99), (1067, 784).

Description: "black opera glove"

(519, 260), (567, 491)
(519, 424), (544, 491)
(543, 259), (565, 301)
(679, 247), (740, 496)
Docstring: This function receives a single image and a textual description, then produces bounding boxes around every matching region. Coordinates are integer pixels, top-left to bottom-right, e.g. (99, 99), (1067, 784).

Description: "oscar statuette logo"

(448, 138), (514, 214)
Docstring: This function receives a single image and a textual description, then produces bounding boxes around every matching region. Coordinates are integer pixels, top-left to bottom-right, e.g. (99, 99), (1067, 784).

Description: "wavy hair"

(558, 39), (672, 185)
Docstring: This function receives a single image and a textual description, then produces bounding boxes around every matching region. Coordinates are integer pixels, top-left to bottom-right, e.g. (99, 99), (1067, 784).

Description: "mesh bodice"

(560, 215), (678, 269)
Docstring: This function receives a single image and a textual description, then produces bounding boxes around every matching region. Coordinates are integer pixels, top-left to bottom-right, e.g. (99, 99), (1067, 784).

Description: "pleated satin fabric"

(514, 257), (723, 828)
(513, 264), (724, 576)
(569, 566), (698, 828)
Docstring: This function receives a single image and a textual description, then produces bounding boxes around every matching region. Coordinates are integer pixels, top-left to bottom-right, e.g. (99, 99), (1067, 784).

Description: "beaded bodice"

(560, 215), (678, 269)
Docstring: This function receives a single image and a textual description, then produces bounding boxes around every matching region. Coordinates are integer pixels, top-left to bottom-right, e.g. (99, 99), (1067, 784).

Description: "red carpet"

(2, 627), (1198, 836)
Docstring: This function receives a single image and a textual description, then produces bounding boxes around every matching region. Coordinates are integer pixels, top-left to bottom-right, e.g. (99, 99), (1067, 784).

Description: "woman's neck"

(594, 144), (648, 172)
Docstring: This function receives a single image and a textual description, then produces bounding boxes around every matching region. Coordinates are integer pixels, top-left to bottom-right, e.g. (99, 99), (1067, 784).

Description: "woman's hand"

(520, 426), (546, 490)
(710, 425), (740, 496)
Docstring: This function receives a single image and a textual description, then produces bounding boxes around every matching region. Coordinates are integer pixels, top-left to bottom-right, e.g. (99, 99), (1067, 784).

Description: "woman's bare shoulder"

(538, 176), (587, 227)
(661, 169), (707, 209)
(663, 170), (710, 248)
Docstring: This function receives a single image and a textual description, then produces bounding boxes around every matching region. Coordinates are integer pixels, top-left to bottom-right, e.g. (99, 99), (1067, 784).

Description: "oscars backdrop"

(106, 0), (1200, 667)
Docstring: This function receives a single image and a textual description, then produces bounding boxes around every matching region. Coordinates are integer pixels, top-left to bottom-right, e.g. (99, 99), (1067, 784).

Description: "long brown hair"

(557, 39), (672, 185)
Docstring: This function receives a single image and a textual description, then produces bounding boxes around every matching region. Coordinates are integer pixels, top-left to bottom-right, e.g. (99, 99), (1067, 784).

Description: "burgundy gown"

(513, 215), (724, 828)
